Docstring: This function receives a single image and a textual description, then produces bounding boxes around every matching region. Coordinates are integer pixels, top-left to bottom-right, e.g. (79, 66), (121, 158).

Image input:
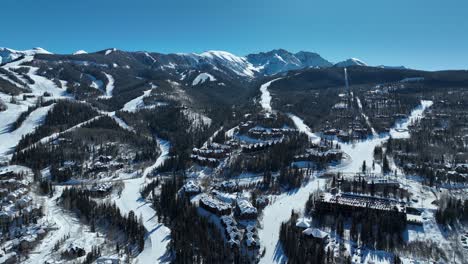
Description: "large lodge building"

(315, 192), (407, 220)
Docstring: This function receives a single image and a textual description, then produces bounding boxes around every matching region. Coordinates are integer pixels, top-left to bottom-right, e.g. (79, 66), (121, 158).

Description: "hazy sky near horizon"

(2, 0), (467, 70)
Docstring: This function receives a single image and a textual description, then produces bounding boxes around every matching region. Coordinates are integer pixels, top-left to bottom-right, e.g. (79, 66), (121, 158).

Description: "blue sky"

(2, 0), (467, 70)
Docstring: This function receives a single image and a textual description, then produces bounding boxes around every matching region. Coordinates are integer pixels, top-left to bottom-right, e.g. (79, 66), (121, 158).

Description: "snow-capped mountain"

(0, 47), (52, 64)
(376, 65), (407, 70)
(334, 58), (367, 67)
(246, 49), (333, 75)
(73, 50), (88, 55)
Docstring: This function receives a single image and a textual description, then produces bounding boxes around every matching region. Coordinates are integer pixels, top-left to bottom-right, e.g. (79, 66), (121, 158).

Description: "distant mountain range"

(0, 47), (407, 77)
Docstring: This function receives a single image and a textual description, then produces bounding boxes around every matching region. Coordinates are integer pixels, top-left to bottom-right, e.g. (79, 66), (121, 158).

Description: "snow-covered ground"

(122, 89), (154, 112)
(258, 175), (327, 264)
(335, 100), (434, 174)
(99, 73), (115, 98)
(115, 139), (172, 264)
(390, 100), (433, 139)
(258, 100), (434, 264)
(182, 109), (212, 128)
(259, 78), (282, 115)
(25, 187), (106, 264)
(192, 72), (216, 86)
(288, 113), (320, 144)
(0, 104), (55, 156)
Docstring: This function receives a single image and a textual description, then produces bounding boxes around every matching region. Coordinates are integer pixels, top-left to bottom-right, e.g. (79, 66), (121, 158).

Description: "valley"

(0, 47), (467, 264)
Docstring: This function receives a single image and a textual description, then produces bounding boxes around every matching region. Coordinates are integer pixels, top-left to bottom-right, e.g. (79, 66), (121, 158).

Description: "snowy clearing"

(192, 73), (217, 86)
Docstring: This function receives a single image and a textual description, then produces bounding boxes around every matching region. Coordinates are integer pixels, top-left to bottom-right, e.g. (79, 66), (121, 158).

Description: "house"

(235, 199), (257, 220)
(302, 228), (329, 243)
(220, 216), (241, 248)
(245, 224), (259, 249)
(190, 154), (220, 167)
(199, 194), (231, 215)
(295, 217), (311, 229)
(89, 183), (113, 197)
(16, 195), (33, 209)
(181, 180), (201, 195)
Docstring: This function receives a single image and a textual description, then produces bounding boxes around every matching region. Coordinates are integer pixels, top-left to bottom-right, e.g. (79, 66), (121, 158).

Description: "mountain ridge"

(1, 46), (403, 77)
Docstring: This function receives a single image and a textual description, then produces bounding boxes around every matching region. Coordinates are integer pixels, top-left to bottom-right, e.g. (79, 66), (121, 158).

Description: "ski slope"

(288, 113), (321, 143)
(356, 96), (377, 136)
(0, 104), (55, 156)
(258, 175), (327, 264)
(99, 73), (115, 98)
(115, 139), (172, 264)
(122, 89), (153, 112)
(259, 78), (282, 115)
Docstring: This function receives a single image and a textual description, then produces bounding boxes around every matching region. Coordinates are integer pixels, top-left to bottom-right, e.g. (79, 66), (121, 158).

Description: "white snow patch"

(104, 48), (117, 55)
(73, 50), (87, 55)
(192, 73), (217, 86)
(99, 73), (115, 98)
(122, 89), (154, 112)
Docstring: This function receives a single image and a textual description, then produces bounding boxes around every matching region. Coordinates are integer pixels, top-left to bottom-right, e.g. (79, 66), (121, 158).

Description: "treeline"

(61, 188), (146, 253)
(307, 199), (406, 251)
(13, 115), (157, 176)
(435, 194), (468, 226)
(332, 174), (410, 200)
(228, 133), (310, 175)
(153, 176), (237, 263)
(15, 100), (99, 151)
(279, 212), (325, 264)
(9, 96), (52, 132)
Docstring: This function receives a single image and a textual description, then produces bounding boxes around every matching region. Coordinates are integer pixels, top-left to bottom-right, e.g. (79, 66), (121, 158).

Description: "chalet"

(241, 139), (283, 153)
(247, 127), (296, 140)
(302, 228), (329, 244)
(245, 224), (259, 249)
(181, 180), (201, 195)
(235, 198), (258, 220)
(220, 216), (241, 248)
(219, 180), (238, 191)
(255, 196), (269, 209)
(199, 194), (231, 215)
(295, 217), (311, 229)
(190, 154), (219, 167)
(89, 183), (113, 197)
(324, 128), (340, 136)
(16, 195), (33, 209)
(337, 130), (350, 141)
(97, 155), (112, 163)
(192, 143), (230, 159)
(238, 121), (255, 133)
(294, 149), (343, 163)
